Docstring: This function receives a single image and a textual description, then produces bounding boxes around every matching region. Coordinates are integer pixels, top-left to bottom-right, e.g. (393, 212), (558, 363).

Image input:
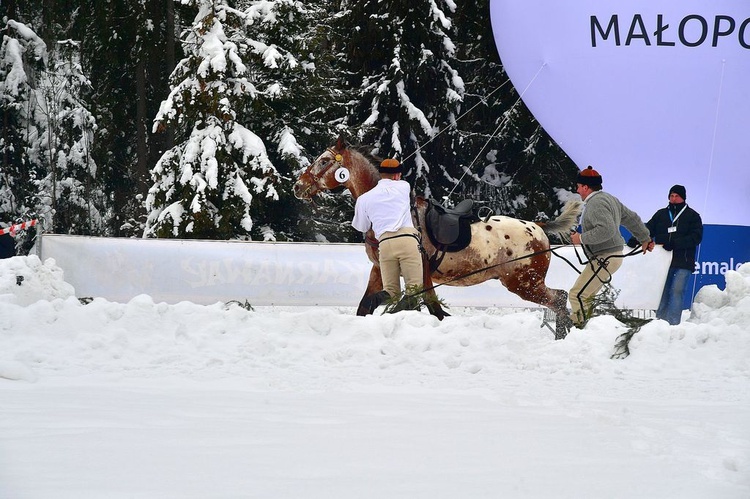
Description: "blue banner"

(689, 224), (750, 308)
(620, 224), (748, 309)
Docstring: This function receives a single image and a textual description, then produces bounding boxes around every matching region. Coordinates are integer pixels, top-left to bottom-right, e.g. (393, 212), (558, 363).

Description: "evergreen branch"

(584, 285), (653, 359)
(382, 285), (448, 315)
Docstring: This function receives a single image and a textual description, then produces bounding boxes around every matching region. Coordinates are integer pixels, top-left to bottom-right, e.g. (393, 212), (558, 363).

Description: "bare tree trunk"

(41, 0), (55, 48)
(4, 0), (18, 20)
(2, 110), (9, 184)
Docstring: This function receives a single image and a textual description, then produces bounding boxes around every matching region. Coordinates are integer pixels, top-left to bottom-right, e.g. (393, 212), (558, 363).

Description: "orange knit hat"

(576, 166), (602, 187)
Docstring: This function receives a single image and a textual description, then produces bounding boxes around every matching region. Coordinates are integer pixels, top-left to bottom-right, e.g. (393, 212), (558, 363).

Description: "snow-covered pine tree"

(0, 19), (45, 227)
(34, 39), (106, 235)
(1, 19), (104, 239)
(145, 0), (280, 240)
(335, 0), (465, 200)
(70, 0), (196, 237)
(236, 0), (360, 242)
(238, 0), (342, 241)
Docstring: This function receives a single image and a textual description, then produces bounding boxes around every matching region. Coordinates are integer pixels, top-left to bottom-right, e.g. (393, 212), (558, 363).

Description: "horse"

(293, 138), (582, 339)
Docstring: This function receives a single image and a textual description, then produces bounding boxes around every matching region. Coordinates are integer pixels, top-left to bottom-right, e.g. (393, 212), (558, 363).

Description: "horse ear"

(336, 134), (348, 150)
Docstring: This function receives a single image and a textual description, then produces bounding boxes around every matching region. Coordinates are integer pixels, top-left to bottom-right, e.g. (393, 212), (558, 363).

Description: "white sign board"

(40, 235), (670, 310)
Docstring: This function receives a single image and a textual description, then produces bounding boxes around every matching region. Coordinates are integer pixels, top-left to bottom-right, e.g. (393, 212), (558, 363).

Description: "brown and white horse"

(293, 138), (581, 338)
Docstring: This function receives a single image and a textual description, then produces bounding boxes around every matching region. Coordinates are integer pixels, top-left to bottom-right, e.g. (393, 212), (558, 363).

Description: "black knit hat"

(576, 166), (602, 187)
(378, 158), (403, 174)
(669, 184), (686, 200)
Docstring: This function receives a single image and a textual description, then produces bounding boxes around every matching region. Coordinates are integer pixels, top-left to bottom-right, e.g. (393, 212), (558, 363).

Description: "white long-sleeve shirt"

(351, 179), (414, 239)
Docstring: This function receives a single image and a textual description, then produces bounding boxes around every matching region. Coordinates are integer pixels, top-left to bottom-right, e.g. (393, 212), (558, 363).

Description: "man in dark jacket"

(643, 185), (703, 325)
(0, 233), (15, 259)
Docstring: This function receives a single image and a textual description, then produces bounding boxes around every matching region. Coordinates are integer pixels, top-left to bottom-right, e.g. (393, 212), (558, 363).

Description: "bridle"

(296, 147), (346, 199)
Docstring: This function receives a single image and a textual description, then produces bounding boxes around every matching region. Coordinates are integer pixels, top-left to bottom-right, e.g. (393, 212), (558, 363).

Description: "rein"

(569, 245), (643, 322)
(409, 200), (644, 300)
(411, 245), (564, 298)
(407, 243), (643, 300)
(364, 233), (380, 249)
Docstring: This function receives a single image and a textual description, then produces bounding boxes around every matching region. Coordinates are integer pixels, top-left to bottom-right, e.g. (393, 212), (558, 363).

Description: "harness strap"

(378, 232), (421, 245)
(428, 248), (448, 274)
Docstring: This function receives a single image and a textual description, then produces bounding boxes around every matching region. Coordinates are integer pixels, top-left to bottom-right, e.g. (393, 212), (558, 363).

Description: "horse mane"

(346, 143), (382, 171)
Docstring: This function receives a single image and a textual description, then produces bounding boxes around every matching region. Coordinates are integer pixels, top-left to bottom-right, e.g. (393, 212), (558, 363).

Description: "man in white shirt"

(352, 158), (423, 303)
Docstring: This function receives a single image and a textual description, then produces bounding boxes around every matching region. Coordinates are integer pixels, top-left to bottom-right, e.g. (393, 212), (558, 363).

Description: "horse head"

(293, 137), (381, 201)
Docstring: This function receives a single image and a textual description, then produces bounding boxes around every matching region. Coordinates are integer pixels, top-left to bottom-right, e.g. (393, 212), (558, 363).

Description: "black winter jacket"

(0, 233), (15, 259)
(644, 203), (703, 270)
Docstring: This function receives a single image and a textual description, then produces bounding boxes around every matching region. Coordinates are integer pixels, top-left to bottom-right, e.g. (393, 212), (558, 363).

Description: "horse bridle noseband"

(307, 148), (345, 182)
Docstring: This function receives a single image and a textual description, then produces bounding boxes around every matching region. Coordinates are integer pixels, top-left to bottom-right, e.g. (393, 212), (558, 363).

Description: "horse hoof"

(555, 314), (573, 340)
(357, 290), (390, 316)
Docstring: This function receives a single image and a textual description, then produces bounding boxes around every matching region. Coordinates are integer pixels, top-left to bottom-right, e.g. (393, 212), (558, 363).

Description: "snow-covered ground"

(1, 255), (748, 498)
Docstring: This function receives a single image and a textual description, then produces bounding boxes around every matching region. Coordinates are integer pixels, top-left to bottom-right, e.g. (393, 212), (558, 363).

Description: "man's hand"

(570, 232), (581, 245)
(641, 240), (654, 254)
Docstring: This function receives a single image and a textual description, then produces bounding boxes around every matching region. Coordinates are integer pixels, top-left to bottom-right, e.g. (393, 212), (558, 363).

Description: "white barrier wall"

(39, 235), (671, 309)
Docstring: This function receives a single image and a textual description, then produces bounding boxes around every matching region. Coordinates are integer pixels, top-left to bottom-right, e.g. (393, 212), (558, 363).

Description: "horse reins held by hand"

(406, 244), (644, 300)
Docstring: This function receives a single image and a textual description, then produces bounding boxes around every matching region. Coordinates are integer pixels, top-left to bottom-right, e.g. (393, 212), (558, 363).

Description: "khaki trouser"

(569, 250), (623, 325)
(379, 227), (423, 297)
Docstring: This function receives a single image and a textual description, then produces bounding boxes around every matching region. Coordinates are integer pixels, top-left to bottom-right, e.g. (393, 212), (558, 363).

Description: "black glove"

(626, 237), (639, 248)
(663, 242), (674, 251)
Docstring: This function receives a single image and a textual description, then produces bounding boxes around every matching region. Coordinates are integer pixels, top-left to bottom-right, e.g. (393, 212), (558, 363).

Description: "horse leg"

(550, 289), (572, 340)
(503, 268), (571, 340)
(529, 286), (571, 340)
(356, 265), (387, 316)
(422, 254), (447, 320)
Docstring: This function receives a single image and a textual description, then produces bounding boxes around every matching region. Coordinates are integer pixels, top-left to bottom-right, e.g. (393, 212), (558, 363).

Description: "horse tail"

(537, 200), (582, 238)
